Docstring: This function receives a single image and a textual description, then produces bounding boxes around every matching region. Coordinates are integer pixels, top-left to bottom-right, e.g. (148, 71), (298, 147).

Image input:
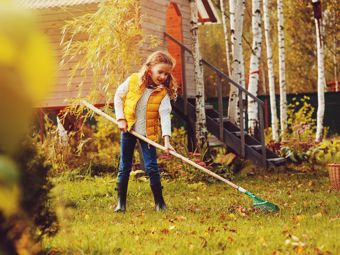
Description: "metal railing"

(164, 32), (267, 166)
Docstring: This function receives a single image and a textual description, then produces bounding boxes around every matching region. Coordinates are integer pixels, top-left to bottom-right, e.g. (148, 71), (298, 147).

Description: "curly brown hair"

(138, 51), (178, 100)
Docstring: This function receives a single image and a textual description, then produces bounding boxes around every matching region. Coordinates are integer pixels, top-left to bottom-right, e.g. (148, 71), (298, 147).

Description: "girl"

(113, 51), (177, 212)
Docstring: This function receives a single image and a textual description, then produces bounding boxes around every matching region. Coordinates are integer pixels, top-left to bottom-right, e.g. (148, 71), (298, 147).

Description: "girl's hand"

(164, 136), (175, 155)
(117, 119), (127, 132)
(165, 143), (175, 155)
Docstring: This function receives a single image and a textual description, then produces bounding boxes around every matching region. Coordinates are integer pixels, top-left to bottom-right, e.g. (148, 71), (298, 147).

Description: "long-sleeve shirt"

(114, 76), (172, 137)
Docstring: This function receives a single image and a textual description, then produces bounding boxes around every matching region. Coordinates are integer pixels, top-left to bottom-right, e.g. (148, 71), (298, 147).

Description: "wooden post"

(187, 118), (196, 152)
(264, 98), (269, 128)
(217, 74), (224, 140)
(182, 47), (188, 115)
(259, 104), (267, 166)
(239, 90), (245, 158)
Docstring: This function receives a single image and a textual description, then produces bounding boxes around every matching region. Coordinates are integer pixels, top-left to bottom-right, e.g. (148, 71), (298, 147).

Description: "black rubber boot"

(114, 181), (128, 212)
(150, 182), (167, 211)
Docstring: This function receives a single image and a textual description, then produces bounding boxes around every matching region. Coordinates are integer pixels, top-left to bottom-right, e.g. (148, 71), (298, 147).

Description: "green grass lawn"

(43, 172), (340, 255)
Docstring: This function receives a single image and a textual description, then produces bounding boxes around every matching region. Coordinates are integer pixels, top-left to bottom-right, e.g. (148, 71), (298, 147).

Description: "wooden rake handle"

(81, 100), (240, 190)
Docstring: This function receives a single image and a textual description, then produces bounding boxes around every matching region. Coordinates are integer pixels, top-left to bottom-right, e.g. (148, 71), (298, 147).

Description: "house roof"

(15, 0), (220, 24)
(14, 0), (98, 9)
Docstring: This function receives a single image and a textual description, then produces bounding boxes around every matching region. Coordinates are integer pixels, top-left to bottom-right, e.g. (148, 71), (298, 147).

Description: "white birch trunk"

(263, 0), (279, 141)
(220, 0), (232, 76)
(261, 62), (267, 95)
(237, 0), (246, 96)
(190, 0), (208, 147)
(229, 0), (236, 55)
(313, 0), (326, 142)
(228, 0), (237, 123)
(228, 0), (245, 125)
(247, 0), (262, 135)
(277, 0), (287, 137)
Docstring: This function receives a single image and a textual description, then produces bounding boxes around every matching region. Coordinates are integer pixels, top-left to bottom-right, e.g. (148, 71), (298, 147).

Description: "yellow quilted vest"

(123, 73), (168, 141)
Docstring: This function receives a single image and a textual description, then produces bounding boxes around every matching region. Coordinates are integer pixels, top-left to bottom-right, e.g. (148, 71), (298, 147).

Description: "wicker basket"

(328, 164), (340, 190)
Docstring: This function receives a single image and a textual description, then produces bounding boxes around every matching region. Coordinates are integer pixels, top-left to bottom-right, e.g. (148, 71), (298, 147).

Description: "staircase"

(165, 32), (285, 168)
(172, 97), (285, 168)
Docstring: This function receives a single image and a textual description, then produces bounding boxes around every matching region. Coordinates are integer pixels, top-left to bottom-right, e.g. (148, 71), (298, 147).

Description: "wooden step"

(213, 117), (229, 123)
(208, 136), (224, 147)
(249, 145), (262, 150)
(232, 131), (250, 138)
(205, 104), (214, 110)
(267, 157), (286, 164)
(172, 98), (286, 168)
(232, 131), (241, 136)
(233, 131), (250, 137)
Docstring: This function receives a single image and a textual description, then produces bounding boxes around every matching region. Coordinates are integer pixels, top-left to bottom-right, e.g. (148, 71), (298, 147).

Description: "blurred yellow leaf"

(0, 186), (20, 216)
(0, 155), (19, 185)
(18, 32), (56, 103)
(0, 5), (56, 104)
(0, 35), (15, 65)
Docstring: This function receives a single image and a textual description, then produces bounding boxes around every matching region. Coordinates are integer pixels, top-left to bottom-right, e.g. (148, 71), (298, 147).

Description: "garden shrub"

(0, 137), (58, 254)
(36, 113), (121, 177)
(308, 138), (340, 166)
(37, 113), (241, 182)
(266, 96), (336, 172)
(15, 139), (59, 238)
(281, 97), (320, 166)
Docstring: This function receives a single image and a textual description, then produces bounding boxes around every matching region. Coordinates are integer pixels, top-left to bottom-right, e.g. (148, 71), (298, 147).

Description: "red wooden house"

(15, 1), (286, 168)
(16, 0), (220, 110)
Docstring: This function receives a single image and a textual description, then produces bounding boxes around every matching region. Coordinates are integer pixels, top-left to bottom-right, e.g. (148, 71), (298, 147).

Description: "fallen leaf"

(312, 212), (322, 218)
(160, 229), (169, 234)
(200, 236), (208, 248)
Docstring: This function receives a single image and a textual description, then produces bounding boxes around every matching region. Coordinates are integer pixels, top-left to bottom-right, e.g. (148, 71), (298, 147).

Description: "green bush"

(15, 139), (59, 238)
(0, 137), (58, 254)
(308, 139), (340, 165)
(277, 97), (319, 166)
(36, 113), (121, 177)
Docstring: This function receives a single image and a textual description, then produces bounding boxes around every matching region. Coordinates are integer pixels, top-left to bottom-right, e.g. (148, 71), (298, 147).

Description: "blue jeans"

(117, 132), (161, 185)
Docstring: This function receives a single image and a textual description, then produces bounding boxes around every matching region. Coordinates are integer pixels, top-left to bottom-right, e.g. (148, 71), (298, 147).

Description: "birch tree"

(312, 0), (326, 142)
(220, 0), (231, 76)
(263, 0), (279, 141)
(247, 0), (262, 135)
(334, 35), (338, 92)
(277, 0), (287, 137)
(190, 0), (208, 148)
(228, 0), (245, 125)
(332, 8), (338, 92)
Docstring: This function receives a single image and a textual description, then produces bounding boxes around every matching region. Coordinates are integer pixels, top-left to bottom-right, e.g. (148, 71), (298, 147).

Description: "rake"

(81, 100), (280, 213)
